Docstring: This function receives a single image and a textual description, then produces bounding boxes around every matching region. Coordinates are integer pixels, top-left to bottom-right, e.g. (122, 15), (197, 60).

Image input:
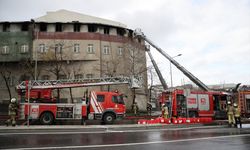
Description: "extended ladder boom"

(16, 76), (142, 90)
(134, 29), (209, 91)
(146, 47), (168, 90)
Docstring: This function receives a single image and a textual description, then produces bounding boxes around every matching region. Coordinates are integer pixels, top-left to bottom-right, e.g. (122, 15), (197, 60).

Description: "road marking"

(0, 125), (224, 136)
(5, 134), (250, 150)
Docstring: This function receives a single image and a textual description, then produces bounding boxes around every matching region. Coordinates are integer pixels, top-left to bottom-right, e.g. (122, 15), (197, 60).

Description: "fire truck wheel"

(103, 113), (115, 124)
(40, 112), (54, 125)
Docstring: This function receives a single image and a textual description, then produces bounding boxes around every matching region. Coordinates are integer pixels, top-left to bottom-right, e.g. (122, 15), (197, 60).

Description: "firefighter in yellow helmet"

(226, 101), (235, 127)
(233, 103), (242, 128)
(162, 104), (169, 119)
(5, 98), (18, 127)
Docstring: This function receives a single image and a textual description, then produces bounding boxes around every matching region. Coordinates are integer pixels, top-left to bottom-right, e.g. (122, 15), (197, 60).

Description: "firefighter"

(162, 104), (169, 119)
(132, 102), (139, 116)
(226, 101), (235, 127)
(233, 103), (242, 128)
(147, 102), (152, 116)
(5, 98), (18, 127)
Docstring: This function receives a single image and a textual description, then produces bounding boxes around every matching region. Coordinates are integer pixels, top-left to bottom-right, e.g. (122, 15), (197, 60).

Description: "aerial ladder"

(16, 76), (142, 90)
(145, 45), (168, 90)
(134, 29), (210, 91)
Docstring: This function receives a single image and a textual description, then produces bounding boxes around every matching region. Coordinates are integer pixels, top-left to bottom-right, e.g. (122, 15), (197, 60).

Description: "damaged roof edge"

(34, 9), (127, 28)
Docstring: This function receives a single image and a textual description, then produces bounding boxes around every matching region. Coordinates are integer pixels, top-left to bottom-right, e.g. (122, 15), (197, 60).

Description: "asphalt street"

(0, 125), (250, 150)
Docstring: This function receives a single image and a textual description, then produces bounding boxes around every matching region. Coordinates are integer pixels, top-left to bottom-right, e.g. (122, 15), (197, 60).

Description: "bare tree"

(0, 62), (12, 99)
(124, 43), (148, 104)
(39, 40), (84, 102)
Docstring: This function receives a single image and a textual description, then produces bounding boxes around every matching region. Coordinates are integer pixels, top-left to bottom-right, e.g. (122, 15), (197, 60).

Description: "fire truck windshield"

(112, 95), (125, 104)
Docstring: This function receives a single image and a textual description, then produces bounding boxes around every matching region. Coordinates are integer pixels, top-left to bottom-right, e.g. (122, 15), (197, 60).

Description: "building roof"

(34, 9), (127, 28)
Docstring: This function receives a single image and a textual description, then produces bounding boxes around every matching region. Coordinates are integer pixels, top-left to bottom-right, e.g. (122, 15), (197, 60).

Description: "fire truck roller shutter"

(39, 111), (54, 125)
(102, 111), (116, 124)
(189, 110), (198, 118)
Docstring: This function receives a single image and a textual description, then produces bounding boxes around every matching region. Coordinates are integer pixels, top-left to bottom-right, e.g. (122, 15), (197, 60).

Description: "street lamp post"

(170, 54), (182, 87)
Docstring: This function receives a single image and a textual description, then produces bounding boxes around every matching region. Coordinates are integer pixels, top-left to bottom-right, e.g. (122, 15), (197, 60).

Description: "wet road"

(0, 126), (250, 150)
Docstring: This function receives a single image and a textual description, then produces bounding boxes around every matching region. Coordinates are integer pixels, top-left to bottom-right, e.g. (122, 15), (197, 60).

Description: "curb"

(0, 123), (225, 130)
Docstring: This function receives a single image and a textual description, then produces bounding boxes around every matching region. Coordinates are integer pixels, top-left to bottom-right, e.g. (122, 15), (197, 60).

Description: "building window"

(88, 24), (97, 32)
(41, 75), (50, 80)
(20, 44), (29, 53)
(74, 44), (80, 53)
(86, 74), (94, 79)
(74, 23), (81, 32)
(40, 23), (47, 32)
(21, 22), (29, 31)
(55, 23), (62, 32)
(1, 46), (10, 54)
(3, 23), (10, 32)
(103, 46), (110, 55)
(117, 47), (123, 56)
(75, 74), (83, 79)
(55, 44), (63, 53)
(117, 28), (126, 36)
(87, 44), (94, 53)
(104, 27), (109, 35)
(39, 44), (47, 53)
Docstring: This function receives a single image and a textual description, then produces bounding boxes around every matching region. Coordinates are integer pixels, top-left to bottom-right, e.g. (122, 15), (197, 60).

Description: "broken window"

(3, 23), (10, 32)
(88, 24), (97, 32)
(40, 23), (47, 32)
(55, 23), (62, 32)
(74, 23), (81, 32)
(104, 27), (110, 34)
(117, 28), (126, 36)
(128, 30), (133, 38)
(21, 22), (29, 31)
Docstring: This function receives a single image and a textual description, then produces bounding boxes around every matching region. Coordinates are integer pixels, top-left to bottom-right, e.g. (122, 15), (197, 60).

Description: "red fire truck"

(16, 76), (141, 125)
(159, 89), (229, 118)
(238, 86), (250, 117)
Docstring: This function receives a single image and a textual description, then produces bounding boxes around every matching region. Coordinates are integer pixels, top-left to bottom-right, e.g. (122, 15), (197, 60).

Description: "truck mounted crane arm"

(146, 46), (168, 90)
(134, 29), (210, 91)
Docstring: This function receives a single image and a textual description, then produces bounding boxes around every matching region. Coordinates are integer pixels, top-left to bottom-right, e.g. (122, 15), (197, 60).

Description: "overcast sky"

(0, 0), (250, 86)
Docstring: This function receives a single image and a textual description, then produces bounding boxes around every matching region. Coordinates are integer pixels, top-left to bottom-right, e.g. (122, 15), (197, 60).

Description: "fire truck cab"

(18, 89), (126, 125)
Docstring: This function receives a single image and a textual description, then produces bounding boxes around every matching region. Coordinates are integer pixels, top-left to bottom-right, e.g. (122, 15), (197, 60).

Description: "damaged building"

(0, 10), (148, 111)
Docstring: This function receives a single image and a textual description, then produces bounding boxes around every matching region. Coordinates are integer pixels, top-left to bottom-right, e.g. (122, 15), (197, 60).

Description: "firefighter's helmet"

(233, 103), (238, 107)
(227, 101), (231, 105)
(10, 98), (16, 103)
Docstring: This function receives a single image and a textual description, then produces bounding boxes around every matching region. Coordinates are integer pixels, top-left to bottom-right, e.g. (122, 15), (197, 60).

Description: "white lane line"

(0, 126), (224, 136)
(5, 134), (250, 150)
